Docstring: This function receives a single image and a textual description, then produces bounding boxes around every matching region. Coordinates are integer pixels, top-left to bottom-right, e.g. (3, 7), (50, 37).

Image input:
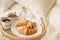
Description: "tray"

(1, 17), (48, 40)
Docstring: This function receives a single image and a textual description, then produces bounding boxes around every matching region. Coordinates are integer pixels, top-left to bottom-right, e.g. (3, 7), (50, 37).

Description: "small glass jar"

(8, 12), (19, 21)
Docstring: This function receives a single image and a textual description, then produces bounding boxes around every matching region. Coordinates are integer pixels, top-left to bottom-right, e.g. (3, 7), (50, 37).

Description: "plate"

(11, 10), (43, 38)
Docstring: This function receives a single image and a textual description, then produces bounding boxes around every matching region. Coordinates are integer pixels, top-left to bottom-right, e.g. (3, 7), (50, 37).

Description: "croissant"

(17, 19), (37, 35)
(27, 28), (37, 35)
(17, 19), (28, 26)
(19, 25), (37, 35)
(26, 22), (36, 29)
(18, 27), (28, 35)
(18, 27), (37, 35)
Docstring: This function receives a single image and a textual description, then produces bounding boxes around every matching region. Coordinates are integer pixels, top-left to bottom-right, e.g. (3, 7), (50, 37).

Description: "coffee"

(2, 19), (11, 23)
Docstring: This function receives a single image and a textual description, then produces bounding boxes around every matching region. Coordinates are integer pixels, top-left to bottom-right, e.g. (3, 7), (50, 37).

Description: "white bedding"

(0, 0), (60, 40)
(0, 0), (15, 12)
(45, 0), (60, 40)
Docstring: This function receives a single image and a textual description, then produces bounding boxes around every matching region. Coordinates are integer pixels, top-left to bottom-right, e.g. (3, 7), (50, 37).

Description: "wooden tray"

(1, 18), (48, 40)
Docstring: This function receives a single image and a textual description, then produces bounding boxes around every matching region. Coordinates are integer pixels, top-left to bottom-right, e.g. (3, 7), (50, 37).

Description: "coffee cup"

(1, 17), (12, 29)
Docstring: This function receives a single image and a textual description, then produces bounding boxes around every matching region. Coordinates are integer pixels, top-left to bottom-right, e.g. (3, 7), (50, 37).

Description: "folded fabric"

(0, 0), (15, 11)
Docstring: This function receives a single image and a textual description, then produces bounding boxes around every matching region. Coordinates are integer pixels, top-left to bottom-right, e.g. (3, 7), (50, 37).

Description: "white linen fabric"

(0, 0), (60, 40)
(0, 0), (15, 12)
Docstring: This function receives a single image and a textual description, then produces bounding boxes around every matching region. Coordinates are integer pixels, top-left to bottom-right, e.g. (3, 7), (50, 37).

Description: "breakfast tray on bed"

(0, 18), (48, 40)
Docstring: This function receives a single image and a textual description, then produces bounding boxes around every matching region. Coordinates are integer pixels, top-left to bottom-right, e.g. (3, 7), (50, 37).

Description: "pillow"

(14, 0), (56, 16)
(0, 0), (15, 11)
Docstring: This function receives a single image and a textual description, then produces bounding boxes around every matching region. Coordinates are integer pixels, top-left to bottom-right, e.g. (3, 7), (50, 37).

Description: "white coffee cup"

(1, 17), (12, 29)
